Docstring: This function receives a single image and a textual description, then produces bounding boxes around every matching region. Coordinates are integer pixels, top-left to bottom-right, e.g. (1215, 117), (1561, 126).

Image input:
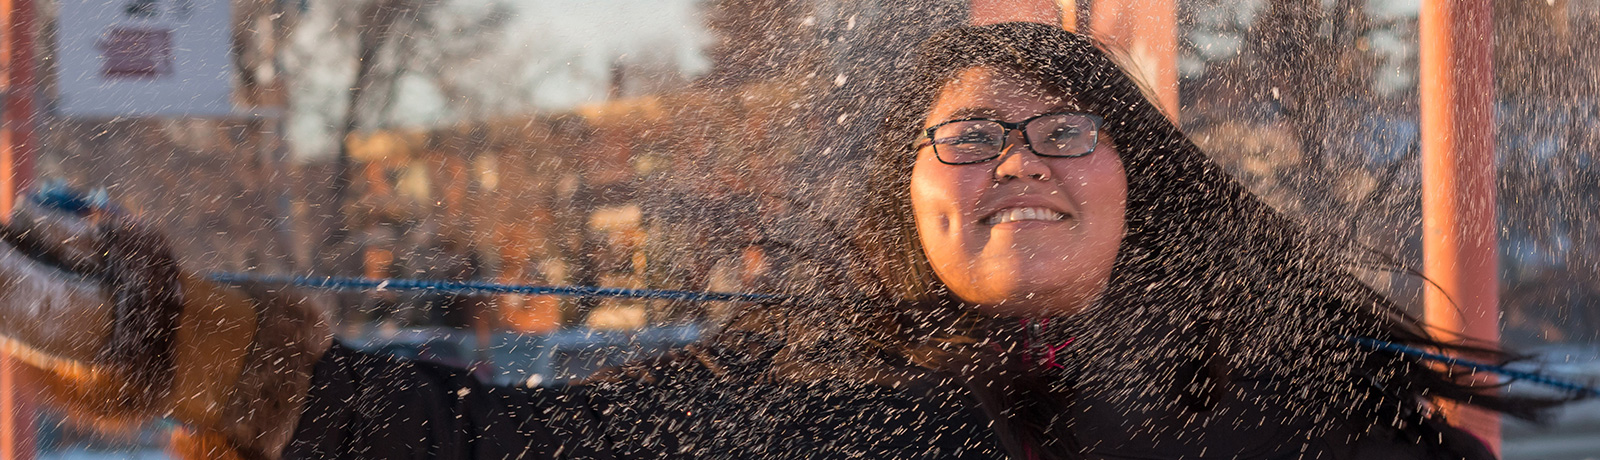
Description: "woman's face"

(911, 66), (1127, 317)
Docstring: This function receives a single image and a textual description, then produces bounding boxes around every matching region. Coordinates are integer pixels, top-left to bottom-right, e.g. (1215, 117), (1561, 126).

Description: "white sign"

(55, 0), (234, 116)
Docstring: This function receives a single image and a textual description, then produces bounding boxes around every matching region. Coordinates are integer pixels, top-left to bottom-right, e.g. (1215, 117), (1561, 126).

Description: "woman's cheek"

(910, 162), (982, 289)
(911, 181), (956, 260)
(911, 164), (961, 236)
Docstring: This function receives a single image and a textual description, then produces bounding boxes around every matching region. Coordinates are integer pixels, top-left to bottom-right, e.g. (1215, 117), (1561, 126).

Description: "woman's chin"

(967, 291), (1093, 318)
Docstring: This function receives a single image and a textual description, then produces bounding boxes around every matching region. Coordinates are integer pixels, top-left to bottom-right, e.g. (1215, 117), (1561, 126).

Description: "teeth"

(986, 207), (1067, 225)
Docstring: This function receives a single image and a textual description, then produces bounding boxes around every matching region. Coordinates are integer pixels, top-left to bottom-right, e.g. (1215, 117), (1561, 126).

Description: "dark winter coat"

(281, 338), (1493, 460)
(282, 339), (1007, 459)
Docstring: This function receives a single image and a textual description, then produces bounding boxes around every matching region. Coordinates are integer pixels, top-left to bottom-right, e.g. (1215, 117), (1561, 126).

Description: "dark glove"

(3, 185), (330, 460)
(0, 185), (182, 415)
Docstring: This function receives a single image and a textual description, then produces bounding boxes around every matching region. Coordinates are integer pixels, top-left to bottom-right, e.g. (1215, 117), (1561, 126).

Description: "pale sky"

(286, 0), (712, 161)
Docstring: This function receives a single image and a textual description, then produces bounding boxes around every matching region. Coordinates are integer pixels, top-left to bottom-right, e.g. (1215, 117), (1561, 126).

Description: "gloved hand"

(0, 196), (117, 366)
(0, 192), (185, 416)
(0, 187), (325, 460)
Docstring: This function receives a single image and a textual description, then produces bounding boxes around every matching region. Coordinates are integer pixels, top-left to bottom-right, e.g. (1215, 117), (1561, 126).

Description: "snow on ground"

(1503, 344), (1600, 460)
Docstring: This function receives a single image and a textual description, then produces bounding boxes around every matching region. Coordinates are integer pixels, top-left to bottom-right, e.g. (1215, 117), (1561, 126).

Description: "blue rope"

(208, 273), (792, 304)
(40, 182), (1588, 397)
(30, 180), (113, 214)
(1345, 336), (1600, 398)
(212, 272), (1600, 398)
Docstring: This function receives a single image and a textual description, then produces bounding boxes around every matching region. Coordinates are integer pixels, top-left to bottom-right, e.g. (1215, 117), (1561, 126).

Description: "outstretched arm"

(0, 201), (329, 459)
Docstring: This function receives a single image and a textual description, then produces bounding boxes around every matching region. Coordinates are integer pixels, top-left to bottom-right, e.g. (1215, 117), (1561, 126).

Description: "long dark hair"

(850, 22), (1556, 459)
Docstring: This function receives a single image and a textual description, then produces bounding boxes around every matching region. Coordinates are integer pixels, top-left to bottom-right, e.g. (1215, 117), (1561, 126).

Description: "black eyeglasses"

(919, 112), (1105, 165)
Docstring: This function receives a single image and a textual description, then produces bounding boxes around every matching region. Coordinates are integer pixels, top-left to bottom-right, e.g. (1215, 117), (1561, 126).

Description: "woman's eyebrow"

(937, 105), (1084, 126)
(944, 107), (1002, 120)
(1045, 102), (1082, 113)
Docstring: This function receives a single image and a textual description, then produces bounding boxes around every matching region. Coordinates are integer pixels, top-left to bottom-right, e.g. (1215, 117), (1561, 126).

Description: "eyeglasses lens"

(1027, 114), (1096, 158)
(931, 121), (1005, 164)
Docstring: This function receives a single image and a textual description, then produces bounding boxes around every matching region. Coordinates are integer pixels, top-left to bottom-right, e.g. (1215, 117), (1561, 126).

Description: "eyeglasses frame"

(917, 111), (1106, 165)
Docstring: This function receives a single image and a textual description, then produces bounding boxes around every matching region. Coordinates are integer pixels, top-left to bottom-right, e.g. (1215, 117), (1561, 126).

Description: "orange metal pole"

(1058, 0), (1077, 32)
(1089, 0), (1178, 120)
(1, 0), (36, 212)
(964, 0), (1173, 117)
(0, 0), (38, 457)
(1420, 0), (1500, 453)
(968, 0), (1062, 26)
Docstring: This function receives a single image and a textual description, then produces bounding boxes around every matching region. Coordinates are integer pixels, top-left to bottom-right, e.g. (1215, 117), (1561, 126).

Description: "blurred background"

(1, 0), (1596, 458)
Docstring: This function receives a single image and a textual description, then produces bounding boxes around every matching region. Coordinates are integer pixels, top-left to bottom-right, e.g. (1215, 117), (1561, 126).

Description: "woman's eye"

(937, 131), (1000, 146)
(1044, 126), (1081, 142)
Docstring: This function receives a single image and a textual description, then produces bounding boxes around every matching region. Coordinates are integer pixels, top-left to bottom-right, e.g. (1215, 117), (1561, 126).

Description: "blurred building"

(30, 0), (1600, 346)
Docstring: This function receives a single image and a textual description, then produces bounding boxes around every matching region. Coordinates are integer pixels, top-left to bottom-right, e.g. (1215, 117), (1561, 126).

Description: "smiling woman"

(850, 21), (1574, 459)
(910, 66), (1126, 316)
(0, 20), (1577, 460)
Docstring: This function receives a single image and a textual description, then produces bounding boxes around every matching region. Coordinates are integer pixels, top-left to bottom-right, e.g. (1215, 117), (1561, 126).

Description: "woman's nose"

(993, 131), (1051, 181)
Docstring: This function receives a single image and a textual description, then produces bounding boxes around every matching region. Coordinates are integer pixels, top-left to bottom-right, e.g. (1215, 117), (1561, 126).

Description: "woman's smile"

(983, 206), (1069, 225)
(977, 191), (1078, 226)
